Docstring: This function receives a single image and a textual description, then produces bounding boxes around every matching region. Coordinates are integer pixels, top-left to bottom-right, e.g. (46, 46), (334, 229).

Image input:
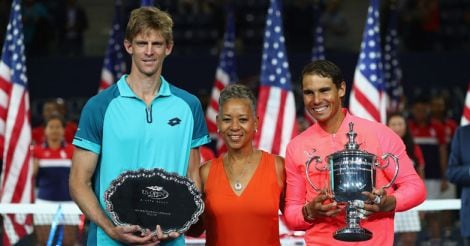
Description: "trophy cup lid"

(345, 122), (359, 150)
(328, 122), (375, 159)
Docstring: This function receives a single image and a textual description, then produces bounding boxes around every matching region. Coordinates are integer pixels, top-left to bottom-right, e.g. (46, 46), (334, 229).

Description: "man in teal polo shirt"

(69, 6), (210, 245)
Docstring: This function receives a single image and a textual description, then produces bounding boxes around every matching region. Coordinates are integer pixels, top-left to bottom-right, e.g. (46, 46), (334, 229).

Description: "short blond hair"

(125, 6), (173, 44)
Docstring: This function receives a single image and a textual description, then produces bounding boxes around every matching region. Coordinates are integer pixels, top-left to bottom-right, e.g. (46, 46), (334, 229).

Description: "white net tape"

(0, 199), (460, 214)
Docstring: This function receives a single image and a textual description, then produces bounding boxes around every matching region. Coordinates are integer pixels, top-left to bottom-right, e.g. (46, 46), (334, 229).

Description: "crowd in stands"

(148, 0), (470, 54)
(126, 0), (470, 54)
(0, 0), (468, 56)
(0, 0), (88, 57)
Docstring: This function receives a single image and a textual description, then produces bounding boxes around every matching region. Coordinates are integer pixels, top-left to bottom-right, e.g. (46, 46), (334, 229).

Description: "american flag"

(383, 2), (404, 113)
(206, 9), (237, 155)
(462, 83), (470, 126)
(98, 0), (126, 92)
(305, 2), (326, 126)
(255, 0), (297, 156)
(0, 0), (34, 245)
(349, 0), (386, 123)
(141, 0), (154, 6)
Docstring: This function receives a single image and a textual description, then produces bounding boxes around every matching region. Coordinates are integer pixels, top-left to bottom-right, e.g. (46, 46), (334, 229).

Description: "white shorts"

(425, 179), (457, 199)
(394, 210), (421, 232)
(33, 199), (80, 225)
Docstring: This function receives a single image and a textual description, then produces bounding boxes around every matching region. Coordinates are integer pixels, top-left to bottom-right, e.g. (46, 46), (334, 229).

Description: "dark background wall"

(29, 52), (469, 100)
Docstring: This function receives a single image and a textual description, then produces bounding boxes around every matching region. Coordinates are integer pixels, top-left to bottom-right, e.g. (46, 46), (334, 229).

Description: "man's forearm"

(187, 148), (202, 190)
(70, 180), (116, 238)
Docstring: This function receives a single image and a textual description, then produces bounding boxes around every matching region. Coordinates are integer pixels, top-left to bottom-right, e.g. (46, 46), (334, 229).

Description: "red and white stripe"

(206, 68), (231, 155)
(349, 69), (387, 123)
(255, 86), (297, 157)
(206, 68), (230, 136)
(0, 63), (33, 245)
(98, 68), (114, 92)
(462, 83), (470, 126)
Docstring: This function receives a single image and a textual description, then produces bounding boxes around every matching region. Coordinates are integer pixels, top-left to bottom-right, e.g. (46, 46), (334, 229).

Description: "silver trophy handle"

(376, 153), (400, 189)
(305, 156), (324, 192)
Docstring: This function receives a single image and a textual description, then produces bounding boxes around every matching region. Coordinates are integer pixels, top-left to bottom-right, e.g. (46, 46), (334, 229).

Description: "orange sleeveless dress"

(204, 151), (281, 246)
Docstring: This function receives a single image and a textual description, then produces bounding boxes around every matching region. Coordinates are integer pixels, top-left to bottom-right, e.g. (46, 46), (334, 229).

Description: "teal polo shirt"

(73, 75), (210, 246)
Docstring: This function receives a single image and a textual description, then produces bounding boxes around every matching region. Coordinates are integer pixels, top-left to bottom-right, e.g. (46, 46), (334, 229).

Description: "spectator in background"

(447, 124), (470, 246)
(22, 0), (53, 56)
(32, 114), (78, 246)
(56, 98), (79, 142)
(57, 0), (88, 56)
(32, 98), (78, 144)
(430, 94), (458, 144)
(408, 96), (455, 245)
(387, 112), (425, 246)
(32, 99), (60, 144)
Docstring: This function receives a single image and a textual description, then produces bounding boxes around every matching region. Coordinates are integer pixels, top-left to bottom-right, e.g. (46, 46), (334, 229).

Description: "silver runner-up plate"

(104, 168), (204, 234)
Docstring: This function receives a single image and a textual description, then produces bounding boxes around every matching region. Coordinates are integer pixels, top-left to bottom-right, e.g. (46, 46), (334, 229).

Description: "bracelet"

(302, 204), (314, 221)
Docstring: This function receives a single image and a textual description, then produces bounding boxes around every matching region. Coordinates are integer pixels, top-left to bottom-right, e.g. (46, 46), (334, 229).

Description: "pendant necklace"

(227, 152), (254, 191)
(233, 164), (248, 191)
(229, 163), (248, 191)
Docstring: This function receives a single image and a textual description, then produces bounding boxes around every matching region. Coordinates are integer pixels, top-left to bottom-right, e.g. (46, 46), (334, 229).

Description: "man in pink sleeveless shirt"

(284, 60), (426, 245)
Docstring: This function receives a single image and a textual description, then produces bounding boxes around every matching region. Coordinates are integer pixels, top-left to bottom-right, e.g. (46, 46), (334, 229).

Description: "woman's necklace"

(229, 164), (248, 191)
(227, 151), (255, 191)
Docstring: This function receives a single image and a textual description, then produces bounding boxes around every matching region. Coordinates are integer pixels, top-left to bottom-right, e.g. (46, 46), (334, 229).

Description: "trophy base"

(333, 227), (372, 242)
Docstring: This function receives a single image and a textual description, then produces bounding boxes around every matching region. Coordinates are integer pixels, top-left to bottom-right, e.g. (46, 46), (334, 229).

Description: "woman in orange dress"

(199, 84), (285, 246)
